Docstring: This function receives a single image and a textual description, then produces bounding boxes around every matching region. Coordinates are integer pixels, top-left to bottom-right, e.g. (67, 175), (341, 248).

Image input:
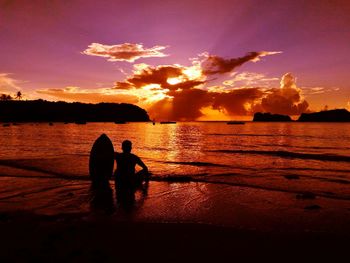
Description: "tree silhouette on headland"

(0, 99), (150, 122)
(0, 94), (12, 101)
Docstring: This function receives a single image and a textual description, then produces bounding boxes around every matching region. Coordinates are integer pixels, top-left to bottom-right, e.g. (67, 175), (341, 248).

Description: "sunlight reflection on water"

(1, 122), (350, 182)
(1, 122), (350, 217)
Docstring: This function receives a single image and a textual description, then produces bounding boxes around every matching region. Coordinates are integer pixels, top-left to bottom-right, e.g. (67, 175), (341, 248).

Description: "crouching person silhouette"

(114, 140), (149, 210)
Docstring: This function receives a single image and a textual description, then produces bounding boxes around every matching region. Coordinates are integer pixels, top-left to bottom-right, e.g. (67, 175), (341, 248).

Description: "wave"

(259, 144), (350, 151)
(265, 167), (350, 174)
(155, 160), (230, 167)
(0, 159), (87, 180)
(150, 175), (350, 201)
(1, 160), (349, 201)
(208, 149), (350, 162)
(207, 133), (321, 139)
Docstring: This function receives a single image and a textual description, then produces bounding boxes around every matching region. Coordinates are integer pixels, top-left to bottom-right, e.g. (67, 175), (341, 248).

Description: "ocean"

(0, 122), (350, 222)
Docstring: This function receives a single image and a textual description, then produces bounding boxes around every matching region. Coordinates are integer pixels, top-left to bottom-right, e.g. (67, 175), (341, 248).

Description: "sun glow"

(167, 77), (182, 85)
(198, 106), (231, 121)
(132, 84), (171, 103)
(182, 65), (202, 80)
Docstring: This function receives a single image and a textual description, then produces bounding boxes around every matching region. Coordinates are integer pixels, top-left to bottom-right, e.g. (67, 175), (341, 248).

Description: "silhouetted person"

(114, 140), (149, 211)
(114, 140), (149, 186)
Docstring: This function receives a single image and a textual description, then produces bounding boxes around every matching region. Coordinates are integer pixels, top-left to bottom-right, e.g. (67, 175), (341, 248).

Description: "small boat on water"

(75, 121), (87, 125)
(160, 121), (177, 124)
(227, 121), (245, 125)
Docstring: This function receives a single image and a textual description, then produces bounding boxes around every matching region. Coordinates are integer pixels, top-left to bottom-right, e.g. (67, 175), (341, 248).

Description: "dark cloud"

(148, 88), (263, 121)
(110, 55), (306, 120)
(170, 88), (213, 120)
(147, 73), (309, 120)
(201, 51), (282, 75)
(126, 65), (183, 88)
(255, 73), (309, 115)
(114, 64), (205, 91)
(212, 88), (264, 115)
(148, 88), (213, 121)
(259, 93), (309, 115)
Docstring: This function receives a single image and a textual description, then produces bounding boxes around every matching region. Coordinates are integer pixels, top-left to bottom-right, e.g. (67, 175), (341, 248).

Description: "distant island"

(253, 112), (292, 122)
(298, 109), (350, 122)
(0, 100), (150, 122)
(253, 109), (350, 122)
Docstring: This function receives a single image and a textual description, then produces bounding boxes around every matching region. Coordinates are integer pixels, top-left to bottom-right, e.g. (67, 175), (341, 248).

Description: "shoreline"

(1, 165), (349, 233)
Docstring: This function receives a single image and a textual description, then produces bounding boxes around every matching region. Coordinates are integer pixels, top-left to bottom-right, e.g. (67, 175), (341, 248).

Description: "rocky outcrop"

(298, 109), (350, 122)
(253, 112), (292, 122)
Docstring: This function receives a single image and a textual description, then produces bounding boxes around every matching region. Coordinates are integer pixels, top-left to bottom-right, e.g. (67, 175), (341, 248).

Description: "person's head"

(122, 140), (132, 153)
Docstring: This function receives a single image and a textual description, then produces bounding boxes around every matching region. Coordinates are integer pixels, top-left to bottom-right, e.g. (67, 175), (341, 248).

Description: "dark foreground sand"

(0, 212), (349, 263)
(1, 164), (350, 262)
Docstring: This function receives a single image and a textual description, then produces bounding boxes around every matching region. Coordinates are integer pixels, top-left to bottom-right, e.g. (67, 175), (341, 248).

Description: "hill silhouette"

(298, 109), (350, 122)
(253, 112), (292, 122)
(0, 100), (150, 122)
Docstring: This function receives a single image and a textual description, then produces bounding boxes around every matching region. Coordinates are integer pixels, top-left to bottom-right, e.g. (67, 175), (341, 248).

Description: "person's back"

(114, 140), (148, 187)
(115, 152), (139, 178)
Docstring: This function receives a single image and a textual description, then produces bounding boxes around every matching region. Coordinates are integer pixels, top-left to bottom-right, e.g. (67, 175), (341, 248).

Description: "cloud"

(114, 63), (205, 91)
(114, 50), (281, 92)
(164, 88), (213, 120)
(148, 88), (264, 121)
(82, 43), (168, 62)
(200, 51), (282, 75)
(212, 88), (264, 116)
(256, 73), (309, 115)
(308, 87), (325, 94)
(0, 73), (21, 93)
(146, 72), (309, 120)
(223, 72), (279, 87)
(36, 86), (139, 104)
(107, 51), (306, 120)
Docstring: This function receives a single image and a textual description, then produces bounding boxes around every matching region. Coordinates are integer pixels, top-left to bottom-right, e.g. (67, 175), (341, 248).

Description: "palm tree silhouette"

(15, 91), (22, 100)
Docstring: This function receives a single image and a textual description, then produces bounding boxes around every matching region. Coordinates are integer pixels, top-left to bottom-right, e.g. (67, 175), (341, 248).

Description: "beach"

(1, 164), (350, 262)
(1, 122), (350, 261)
(1, 213), (349, 263)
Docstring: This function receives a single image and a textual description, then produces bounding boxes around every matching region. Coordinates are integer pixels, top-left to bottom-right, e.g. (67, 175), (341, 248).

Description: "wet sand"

(1, 213), (349, 263)
(1, 165), (350, 262)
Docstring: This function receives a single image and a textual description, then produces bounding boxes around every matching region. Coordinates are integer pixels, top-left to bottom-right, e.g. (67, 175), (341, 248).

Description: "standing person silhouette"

(114, 140), (149, 188)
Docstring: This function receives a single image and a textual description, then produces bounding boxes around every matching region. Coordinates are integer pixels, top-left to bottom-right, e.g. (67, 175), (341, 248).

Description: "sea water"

(0, 122), (350, 217)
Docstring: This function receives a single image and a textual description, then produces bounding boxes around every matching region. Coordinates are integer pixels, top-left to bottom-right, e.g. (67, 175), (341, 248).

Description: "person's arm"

(136, 156), (148, 173)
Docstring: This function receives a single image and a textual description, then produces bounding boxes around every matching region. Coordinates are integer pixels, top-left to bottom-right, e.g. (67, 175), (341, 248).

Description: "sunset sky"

(1, 0), (350, 120)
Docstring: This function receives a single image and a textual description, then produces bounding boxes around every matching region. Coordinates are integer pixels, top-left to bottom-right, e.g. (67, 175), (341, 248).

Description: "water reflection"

(115, 180), (149, 213)
(89, 180), (150, 214)
(89, 181), (115, 215)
